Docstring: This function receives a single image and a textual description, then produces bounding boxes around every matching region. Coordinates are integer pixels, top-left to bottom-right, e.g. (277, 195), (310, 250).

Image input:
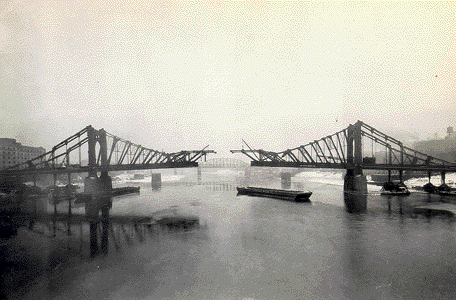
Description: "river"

(2, 169), (456, 300)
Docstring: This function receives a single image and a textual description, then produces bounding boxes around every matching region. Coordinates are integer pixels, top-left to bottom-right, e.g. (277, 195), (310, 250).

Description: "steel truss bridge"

(0, 125), (215, 178)
(231, 120), (456, 174)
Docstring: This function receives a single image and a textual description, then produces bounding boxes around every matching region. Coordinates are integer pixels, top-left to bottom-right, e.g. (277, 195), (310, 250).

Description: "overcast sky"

(1, 1), (455, 157)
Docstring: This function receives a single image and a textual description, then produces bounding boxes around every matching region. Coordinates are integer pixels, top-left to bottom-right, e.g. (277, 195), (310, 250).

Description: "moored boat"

(380, 188), (411, 196)
(236, 186), (312, 202)
(380, 182), (410, 196)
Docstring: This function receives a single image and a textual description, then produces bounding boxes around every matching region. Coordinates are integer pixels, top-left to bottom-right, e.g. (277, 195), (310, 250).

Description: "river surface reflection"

(3, 171), (456, 300)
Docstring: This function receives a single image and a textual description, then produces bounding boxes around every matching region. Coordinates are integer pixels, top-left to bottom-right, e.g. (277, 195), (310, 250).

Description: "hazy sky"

(1, 1), (455, 156)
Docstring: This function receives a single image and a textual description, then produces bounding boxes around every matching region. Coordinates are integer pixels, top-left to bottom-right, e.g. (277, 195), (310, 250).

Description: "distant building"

(446, 126), (456, 139)
(413, 127), (456, 163)
(0, 138), (46, 170)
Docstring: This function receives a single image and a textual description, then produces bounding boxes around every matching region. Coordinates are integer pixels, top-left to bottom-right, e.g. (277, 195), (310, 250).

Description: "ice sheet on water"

(405, 172), (456, 188)
(293, 170), (345, 187)
(294, 170), (343, 180)
(216, 169), (243, 176)
(116, 174), (186, 183)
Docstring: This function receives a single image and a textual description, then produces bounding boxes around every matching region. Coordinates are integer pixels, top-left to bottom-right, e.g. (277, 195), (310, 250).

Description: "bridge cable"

(78, 135), (81, 166)
(371, 137), (374, 157)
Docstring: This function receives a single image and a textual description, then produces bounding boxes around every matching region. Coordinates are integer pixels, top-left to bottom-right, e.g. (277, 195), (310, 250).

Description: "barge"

(236, 186), (312, 202)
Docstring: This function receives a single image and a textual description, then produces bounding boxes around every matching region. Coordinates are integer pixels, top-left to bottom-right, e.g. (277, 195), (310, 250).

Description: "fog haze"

(1, 1), (455, 155)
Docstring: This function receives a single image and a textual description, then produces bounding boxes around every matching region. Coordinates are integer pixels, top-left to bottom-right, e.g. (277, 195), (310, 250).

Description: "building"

(413, 127), (456, 163)
(0, 138), (46, 170)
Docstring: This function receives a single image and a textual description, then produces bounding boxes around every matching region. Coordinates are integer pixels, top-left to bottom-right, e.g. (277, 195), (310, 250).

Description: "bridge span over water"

(0, 125), (215, 179)
(231, 120), (456, 178)
(2, 120), (456, 189)
(230, 121), (456, 188)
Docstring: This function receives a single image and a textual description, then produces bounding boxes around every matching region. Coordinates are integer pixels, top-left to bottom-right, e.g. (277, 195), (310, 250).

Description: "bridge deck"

(250, 161), (456, 172)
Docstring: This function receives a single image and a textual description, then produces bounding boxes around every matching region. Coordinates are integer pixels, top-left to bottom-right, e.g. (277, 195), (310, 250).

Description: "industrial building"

(413, 127), (456, 163)
(0, 138), (46, 170)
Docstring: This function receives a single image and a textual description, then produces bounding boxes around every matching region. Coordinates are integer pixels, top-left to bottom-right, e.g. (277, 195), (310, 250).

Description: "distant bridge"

(199, 158), (249, 169)
(231, 120), (456, 174)
(0, 125), (215, 178)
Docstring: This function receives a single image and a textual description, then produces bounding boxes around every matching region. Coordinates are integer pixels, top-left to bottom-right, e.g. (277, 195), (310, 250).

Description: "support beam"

(87, 126), (97, 177)
(354, 121), (363, 171)
(346, 124), (354, 166)
(98, 129), (109, 178)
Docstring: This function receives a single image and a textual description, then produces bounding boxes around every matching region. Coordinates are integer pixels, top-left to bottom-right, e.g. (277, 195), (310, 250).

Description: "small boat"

(380, 181), (410, 196)
(380, 186), (411, 196)
(236, 186), (312, 202)
(380, 188), (411, 196)
(423, 182), (436, 193)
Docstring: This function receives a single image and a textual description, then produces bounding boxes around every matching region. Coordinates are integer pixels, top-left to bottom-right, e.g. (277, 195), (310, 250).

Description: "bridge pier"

(84, 175), (112, 257)
(151, 173), (162, 189)
(343, 168), (367, 213)
(343, 169), (367, 193)
(244, 167), (251, 186)
(281, 172), (291, 189)
(344, 191), (367, 213)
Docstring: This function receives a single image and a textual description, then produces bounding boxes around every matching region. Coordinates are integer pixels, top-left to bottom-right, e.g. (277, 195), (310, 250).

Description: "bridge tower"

(84, 126), (113, 196)
(344, 121), (367, 193)
(84, 126), (112, 256)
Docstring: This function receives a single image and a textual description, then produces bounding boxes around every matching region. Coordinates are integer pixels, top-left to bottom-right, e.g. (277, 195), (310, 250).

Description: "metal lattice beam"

(0, 126), (216, 176)
(230, 120), (456, 172)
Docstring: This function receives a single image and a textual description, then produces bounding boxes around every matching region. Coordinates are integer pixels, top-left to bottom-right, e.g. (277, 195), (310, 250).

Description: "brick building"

(0, 138), (46, 170)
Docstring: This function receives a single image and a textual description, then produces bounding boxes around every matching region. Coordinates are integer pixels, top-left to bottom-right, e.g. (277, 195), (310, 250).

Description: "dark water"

(2, 171), (456, 300)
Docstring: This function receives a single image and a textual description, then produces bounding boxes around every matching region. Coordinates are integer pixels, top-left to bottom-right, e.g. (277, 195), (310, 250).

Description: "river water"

(3, 169), (456, 300)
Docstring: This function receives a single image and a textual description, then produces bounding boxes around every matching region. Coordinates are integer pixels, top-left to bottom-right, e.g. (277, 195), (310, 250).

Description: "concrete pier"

(344, 191), (367, 213)
(343, 170), (367, 193)
(281, 172), (291, 189)
(343, 169), (367, 213)
(197, 167), (202, 185)
(151, 173), (162, 190)
(244, 167), (251, 186)
(83, 175), (113, 257)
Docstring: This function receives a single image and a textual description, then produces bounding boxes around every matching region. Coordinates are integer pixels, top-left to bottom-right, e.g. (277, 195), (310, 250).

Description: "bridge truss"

(1, 126), (215, 177)
(231, 121), (456, 173)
